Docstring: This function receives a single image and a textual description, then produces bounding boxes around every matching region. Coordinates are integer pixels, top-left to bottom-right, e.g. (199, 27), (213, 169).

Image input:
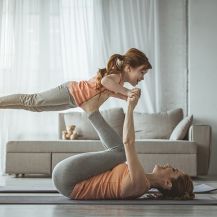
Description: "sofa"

(5, 107), (211, 177)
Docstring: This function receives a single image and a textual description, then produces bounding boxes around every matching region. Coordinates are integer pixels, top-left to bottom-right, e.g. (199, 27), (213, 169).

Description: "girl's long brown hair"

(96, 48), (152, 90)
(158, 174), (195, 200)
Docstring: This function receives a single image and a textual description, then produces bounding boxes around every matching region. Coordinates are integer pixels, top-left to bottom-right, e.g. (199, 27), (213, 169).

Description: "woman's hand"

(127, 88), (141, 98)
(127, 88), (141, 110)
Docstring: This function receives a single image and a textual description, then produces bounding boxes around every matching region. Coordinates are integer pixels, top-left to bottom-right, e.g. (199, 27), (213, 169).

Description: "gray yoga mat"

(0, 184), (216, 193)
(0, 195), (217, 205)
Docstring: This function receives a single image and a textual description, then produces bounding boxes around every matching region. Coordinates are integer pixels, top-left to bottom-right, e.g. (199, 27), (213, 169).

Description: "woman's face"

(126, 64), (149, 86)
(152, 164), (184, 180)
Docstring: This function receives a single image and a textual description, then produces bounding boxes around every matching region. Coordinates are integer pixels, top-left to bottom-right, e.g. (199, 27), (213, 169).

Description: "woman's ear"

(164, 179), (172, 190)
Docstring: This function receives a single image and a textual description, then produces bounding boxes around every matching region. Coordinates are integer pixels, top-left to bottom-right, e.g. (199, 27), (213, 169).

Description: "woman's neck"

(145, 173), (162, 189)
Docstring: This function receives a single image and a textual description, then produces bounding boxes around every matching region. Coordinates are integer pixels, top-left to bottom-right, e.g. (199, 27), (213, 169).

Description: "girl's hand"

(127, 91), (140, 110)
(127, 88), (141, 98)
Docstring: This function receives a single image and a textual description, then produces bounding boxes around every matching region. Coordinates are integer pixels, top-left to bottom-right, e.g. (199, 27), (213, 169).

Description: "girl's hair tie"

(116, 58), (124, 70)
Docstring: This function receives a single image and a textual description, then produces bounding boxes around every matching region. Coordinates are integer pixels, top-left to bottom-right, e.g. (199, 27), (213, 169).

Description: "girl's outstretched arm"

(101, 74), (130, 97)
(109, 92), (128, 101)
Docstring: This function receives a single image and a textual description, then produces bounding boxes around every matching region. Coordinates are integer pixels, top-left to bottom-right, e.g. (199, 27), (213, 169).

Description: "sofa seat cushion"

(6, 139), (196, 154)
(6, 140), (105, 153)
(135, 140), (197, 154)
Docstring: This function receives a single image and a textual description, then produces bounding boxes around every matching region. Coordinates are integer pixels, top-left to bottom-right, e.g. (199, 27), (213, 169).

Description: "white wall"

(189, 0), (217, 175)
(158, 0), (187, 114)
(158, 0), (217, 175)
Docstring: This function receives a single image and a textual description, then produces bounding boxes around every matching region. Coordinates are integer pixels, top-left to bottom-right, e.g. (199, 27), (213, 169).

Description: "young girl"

(52, 91), (194, 200)
(0, 48), (152, 113)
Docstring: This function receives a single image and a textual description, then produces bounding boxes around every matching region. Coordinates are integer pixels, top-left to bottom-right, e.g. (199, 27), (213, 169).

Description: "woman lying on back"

(52, 89), (195, 200)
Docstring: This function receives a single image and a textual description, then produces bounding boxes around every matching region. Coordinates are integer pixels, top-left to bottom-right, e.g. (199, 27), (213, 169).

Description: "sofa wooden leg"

(14, 173), (25, 178)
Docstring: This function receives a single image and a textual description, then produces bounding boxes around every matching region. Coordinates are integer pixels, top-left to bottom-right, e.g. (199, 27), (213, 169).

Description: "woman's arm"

(121, 91), (149, 196)
(101, 74), (130, 97)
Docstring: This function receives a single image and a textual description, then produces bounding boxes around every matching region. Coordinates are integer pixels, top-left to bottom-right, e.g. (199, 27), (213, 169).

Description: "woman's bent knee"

(52, 159), (77, 198)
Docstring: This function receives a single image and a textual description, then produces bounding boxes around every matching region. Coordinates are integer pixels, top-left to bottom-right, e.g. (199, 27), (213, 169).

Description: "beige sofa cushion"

(170, 115), (193, 140)
(6, 140), (197, 154)
(63, 107), (125, 139)
(134, 108), (183, 139)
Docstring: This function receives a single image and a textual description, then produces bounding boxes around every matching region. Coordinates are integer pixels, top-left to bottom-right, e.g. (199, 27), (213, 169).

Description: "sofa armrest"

(189, 125), (212, 175)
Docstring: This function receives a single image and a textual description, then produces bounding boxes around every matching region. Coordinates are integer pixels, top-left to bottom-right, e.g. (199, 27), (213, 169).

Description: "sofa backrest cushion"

(60, 107), (125, 140)
(169, 115), (193, 140)
(134, 108), (183, 139)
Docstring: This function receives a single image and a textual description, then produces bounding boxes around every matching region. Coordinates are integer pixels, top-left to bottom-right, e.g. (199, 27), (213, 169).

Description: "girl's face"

(126, 64), (149, 86)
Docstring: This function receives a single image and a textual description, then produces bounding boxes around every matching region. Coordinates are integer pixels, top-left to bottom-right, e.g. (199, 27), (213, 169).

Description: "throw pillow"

(134, 108), (183, 139)
(63, 107), (125, 139)
(169, 115), (193, 140)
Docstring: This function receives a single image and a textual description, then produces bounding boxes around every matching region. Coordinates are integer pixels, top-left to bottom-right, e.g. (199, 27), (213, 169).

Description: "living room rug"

(0, 194), (217, 205)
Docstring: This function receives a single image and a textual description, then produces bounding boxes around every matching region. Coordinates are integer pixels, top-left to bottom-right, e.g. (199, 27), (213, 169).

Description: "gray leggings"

(0, 82), (76, 112)
(52, 110), (126, 198)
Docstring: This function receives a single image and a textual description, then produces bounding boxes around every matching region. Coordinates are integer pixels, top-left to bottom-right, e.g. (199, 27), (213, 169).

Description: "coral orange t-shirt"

(70, 163), (129, 200)
(70, 163), (150, 200)
(67, 74), (124, 106)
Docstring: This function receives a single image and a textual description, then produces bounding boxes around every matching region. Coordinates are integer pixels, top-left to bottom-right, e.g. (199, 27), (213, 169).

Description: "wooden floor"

(0, 175), (217, 217)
